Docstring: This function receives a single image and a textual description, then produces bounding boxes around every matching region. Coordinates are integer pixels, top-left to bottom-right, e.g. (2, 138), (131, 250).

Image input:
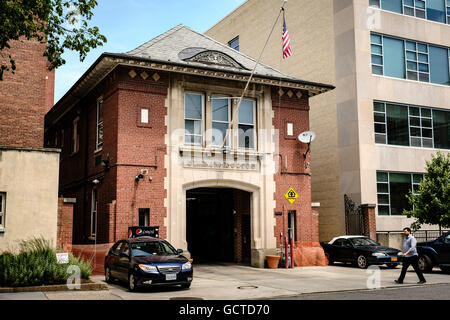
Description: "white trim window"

(141, 108), (149, 124)
(238, 99), (256, 149)
(211, 96), (231, 147)
(90, 189), (97, 238)
(0, 193), (5, 230)
(184, 93), (204, 146)
(96, 99), (104, 151)
(72, 117), (80, 154)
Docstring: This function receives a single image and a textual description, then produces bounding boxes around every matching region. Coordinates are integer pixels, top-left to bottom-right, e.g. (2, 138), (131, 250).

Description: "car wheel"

(325, 253), (334, 265)
(386, 263), (397, 269)
(418, 255), (433, 273)
(439, 266), (450, 273)
(128, 273), (139, 292)
(105, 266), (114, 284)
(181, 283), (191, 289)
(356, 255), (369, 269)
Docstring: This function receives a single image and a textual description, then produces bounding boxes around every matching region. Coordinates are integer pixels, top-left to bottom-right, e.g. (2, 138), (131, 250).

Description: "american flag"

(282, 12), (292, 59)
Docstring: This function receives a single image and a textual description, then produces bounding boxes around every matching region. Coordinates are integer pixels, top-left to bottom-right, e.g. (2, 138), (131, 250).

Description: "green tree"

(403, 152), (450, 233)
(0, 0), (106, 80)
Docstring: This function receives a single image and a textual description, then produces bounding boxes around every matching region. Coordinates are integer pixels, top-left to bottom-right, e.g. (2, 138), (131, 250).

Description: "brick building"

(0, 39), (60, 251)
(45, 25), (333, 267)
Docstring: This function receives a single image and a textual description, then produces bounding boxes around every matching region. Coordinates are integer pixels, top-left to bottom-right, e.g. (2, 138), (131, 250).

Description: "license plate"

(165, 274), (177, 281)
(391, 257), (398, 262)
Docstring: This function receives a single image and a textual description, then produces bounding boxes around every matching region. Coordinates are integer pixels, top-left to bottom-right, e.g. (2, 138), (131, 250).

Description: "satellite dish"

(298, 131), (316, 144)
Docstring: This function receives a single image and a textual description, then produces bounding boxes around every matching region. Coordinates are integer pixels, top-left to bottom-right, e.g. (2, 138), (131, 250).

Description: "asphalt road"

(273, 283), (450, 300)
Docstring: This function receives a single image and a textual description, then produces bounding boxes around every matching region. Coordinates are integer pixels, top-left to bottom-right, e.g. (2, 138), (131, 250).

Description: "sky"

(54, 0), (246, 104)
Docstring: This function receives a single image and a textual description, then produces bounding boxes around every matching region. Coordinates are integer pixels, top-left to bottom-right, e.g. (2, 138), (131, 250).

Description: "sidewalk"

(34, 263), (450, 300)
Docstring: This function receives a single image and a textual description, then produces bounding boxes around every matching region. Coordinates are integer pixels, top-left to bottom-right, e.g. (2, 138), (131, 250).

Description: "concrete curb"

(0, 279), (108, 293)
(252, 282), (450, 300)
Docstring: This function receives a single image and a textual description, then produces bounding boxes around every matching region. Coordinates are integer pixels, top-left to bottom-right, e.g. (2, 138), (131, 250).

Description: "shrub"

(0, 237), (92, 287)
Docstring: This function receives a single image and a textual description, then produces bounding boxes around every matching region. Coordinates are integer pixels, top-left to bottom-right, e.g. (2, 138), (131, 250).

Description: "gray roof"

(124, 24), (294, 80)
(46, 24), (334, 124)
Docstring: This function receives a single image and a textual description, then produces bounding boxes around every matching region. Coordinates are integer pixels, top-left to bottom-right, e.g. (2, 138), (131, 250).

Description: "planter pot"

(266, 255), (280, 269)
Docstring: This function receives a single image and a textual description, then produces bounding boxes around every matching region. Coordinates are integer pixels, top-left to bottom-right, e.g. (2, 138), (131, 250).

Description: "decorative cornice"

(46, 53), (334, 126)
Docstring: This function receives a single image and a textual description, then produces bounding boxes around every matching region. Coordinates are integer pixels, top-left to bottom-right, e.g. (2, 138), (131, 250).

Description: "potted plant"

(265, 254), (281, 269)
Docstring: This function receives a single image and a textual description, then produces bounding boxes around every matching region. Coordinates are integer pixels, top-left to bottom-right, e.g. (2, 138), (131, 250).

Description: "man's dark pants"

(398, 255), (426, 283)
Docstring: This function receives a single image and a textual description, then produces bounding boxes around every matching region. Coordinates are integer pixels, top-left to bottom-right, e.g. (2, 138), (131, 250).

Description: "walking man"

(395, 227), (426, 284)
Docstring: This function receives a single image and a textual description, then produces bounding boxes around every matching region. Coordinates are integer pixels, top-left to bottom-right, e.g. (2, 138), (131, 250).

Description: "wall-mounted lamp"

(92, 179), (100, 185)
(149, 176), (153, 182)
(135, 174), (144, 182)
(101, 159), (110, 170)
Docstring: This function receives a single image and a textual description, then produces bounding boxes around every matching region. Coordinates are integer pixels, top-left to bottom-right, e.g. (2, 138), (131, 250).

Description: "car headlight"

(182, 262), (192, 271)
(372, 252), (387, 257)
(138, 264), (159, 274)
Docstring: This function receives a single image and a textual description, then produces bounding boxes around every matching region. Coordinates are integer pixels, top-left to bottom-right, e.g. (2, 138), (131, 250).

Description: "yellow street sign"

(284, 187), (299, 204)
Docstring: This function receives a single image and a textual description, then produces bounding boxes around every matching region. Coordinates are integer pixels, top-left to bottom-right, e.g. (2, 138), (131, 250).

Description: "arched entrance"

(186, 187), (251, 264)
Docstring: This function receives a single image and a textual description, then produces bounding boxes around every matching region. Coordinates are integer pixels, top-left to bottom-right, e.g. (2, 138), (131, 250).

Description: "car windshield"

(350, 238), (380, 246)
(131, 241), (178, 257)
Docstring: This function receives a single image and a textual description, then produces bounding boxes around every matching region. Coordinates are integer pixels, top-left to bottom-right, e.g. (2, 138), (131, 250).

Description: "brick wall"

(362, 204), (377, 240)
(57, 198), (74, 250)
(0, 39), (54, 148)
(46, 66), (168, 244)
(272, 89), (317, 247)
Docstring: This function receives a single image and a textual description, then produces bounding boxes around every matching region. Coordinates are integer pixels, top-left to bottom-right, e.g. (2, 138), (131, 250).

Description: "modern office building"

(206, 0), (450, 241)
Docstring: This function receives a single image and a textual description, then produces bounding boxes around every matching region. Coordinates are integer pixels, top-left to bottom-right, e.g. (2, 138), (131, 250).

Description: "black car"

(321, 236), (402, 269)
(417, 231), (450, 273)
(104, 237), (193, 291)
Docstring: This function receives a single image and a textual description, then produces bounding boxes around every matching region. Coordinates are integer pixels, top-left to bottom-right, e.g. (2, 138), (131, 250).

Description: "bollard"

(290, 237), (294, 268)
(284, 236), (289, 269)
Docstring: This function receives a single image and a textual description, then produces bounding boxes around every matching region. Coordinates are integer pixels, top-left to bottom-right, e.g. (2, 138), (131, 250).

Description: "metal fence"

(412, 230), (449, 243)
(377, 230), (449, 243)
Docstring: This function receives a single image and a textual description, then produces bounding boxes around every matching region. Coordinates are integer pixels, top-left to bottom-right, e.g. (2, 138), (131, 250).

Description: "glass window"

(383, 37), (405, 79)
(91, 189), (97, 238)
(184, 93), (203, 145)
(377, 172), (419, 216)
(409, 107), (433, 148)
(389, 173), (412, 215)
(212, 97), (230, 147)
(141, 109), (149, 124)
(139, 208), (150, 226)
(131, 241), (177, 256)
(371, 34), (383, 75)
(72, 117), (80, 154)
(375, 100), (450, 150)
(370, 0), (381, 8)
(429, 46), (450, 85)
(96, 99), (104, 151)
(432, 109), (450, 149)
(228, 36), (239, 51)
(447, 1), (450, 24)
(112, 242), (122, 255)
(120, 242), (130, 256)
(386, 103), (409, 146)
(427, 0), (446, 22)
(238, 99), (256, 149)
(406, 42), (429, 82)
(374, 101), (387, 144)
(381, 0), (403, 13)
(0, 193), (5, 229)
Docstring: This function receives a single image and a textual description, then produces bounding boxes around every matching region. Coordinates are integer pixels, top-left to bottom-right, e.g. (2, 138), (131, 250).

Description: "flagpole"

(220, 0), (288, 149)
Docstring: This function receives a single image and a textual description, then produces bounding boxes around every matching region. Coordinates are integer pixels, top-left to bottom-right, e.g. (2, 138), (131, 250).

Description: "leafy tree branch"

(0, 0), (106, 80)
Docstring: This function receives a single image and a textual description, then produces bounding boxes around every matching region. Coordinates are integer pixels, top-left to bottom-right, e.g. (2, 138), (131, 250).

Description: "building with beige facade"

(0, 38), (60, 251)
(206, 0), (450, 242)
